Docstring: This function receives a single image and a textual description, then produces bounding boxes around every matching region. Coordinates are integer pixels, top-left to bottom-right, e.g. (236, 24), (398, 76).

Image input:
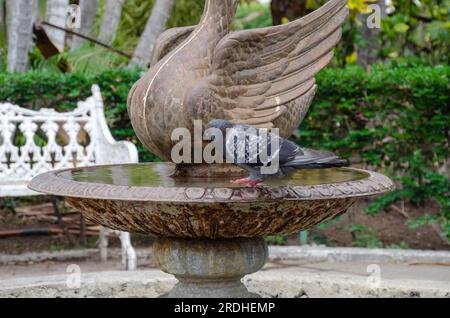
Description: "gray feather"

(207, 119), (348, 180)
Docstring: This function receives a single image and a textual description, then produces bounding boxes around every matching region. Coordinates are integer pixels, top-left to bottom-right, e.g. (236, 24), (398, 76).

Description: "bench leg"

(119, 231), (137, 271)
(98, 228), (136, 270)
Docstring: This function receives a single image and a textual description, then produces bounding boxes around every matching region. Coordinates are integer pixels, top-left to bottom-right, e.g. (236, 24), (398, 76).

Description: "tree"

(70, 0), (98, 50)
(356, 1), (386, 69)
(129, 0), (175, 68)
(0, 1), (4, 39)
(270, 0), (312, 25)
(98, 0), (125, 45)
(45, 0), (69, 52)
(6, 0), (38, 72)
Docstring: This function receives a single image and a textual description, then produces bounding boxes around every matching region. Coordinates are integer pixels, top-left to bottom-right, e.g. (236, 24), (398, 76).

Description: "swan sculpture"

(128, 0), (349, 161)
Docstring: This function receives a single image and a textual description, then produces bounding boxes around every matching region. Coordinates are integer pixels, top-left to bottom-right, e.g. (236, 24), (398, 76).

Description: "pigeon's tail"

(281, 148), (349, 171)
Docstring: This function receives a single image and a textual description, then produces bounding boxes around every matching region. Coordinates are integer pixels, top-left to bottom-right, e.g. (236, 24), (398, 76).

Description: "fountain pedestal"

(154, 238), (267, 298)
(29, 162), (394, 298)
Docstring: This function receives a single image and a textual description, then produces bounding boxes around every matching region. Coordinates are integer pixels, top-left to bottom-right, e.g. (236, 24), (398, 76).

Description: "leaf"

(394, 23), (410, 33)
(345, 51), (358, 64)
(389, 51), (399, 58)
(281, 17), (290, 24)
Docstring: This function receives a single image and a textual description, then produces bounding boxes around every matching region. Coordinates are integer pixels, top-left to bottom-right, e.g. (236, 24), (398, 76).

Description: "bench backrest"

(0, 85), (137, 187)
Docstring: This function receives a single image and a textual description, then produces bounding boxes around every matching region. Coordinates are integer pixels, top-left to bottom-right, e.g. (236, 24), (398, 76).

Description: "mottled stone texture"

(66, 198), (357, 239)
(29, 165), (394, 203)
(153, 238), (268, 298)
(28, 162), (394, 298)
(30, 163), (394, 239)
(127, 0), (349, 160)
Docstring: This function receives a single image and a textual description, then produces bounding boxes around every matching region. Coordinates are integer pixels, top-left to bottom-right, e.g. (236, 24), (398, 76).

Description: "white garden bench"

(0, 85), (137, 270)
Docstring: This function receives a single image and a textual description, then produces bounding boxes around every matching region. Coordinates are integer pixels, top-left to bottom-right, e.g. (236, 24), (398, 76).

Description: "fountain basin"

(28, 163), (394, 239)
(29, 163), (394, 298)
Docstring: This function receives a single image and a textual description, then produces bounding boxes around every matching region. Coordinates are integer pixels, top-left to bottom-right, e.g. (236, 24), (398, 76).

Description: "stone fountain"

(29, 164), (393, 298)
(29, 0), (394, 298)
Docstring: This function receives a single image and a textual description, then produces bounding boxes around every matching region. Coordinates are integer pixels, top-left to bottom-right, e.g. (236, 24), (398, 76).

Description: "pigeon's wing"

(150, 26), (196, 67)
(284, 148), (342, 166)
(225, 125), (300, 166)
(205, 0), (348, 128)
(280, 148), (348, 175)
(279, 138), (302, 164)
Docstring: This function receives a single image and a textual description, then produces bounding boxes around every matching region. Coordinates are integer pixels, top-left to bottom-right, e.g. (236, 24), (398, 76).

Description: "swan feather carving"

(128, 0), (349, 160)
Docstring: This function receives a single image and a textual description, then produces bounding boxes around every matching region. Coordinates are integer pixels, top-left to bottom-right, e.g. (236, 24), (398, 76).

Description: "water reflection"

(60, 163), (369, 188)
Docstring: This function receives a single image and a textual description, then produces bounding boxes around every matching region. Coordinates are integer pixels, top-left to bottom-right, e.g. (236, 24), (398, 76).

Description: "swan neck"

(202, 0), (238, 27)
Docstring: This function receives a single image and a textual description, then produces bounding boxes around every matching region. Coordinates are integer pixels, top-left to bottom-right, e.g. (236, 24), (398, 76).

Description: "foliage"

(349, 224), (383, 248)
(2, 0), (449, 73)
(1, 61), (448, 237)
(31, 46), (129, 76)
(379, 0), (450, 64)
(306, 0), (449, 65)
(297, 60), (449, 239)
(1, 0), (206, 74)
(264, 235), (287, 245)
(385, 241), (409, 249)
(349, 224), (409, 249)
(233, 1), (273, 30)
(236, 0), (449, 66)
(105, 0), (205, 51)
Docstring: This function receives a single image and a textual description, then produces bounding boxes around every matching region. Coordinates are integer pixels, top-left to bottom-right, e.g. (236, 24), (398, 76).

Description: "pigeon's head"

(206, 119), (234, 134)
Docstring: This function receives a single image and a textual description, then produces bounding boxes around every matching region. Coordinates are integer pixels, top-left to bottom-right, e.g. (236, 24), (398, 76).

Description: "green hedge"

(300, 62), (449, 239)
(0, 62), (448, 238)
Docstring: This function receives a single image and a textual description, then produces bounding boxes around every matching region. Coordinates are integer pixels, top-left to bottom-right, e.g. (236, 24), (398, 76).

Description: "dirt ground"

(0, 197), (448, 254)
(302, 200), (449, 250)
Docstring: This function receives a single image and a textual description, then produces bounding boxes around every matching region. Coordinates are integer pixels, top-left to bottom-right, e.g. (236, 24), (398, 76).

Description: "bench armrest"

(107, 140), (139, 164)
(90, 85), (139, 164)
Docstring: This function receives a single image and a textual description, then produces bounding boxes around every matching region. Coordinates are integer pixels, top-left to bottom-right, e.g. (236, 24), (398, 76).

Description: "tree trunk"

(98, 0), (124, 45)
(70, 0), (98, 50)
(357, 1), (386, 69)
(6, 0), (38, 72)
(45, 0), (69, 52)
(128, 0), (175, 69)
(1, 0), (4, 39)
(270, 0), (311, 25)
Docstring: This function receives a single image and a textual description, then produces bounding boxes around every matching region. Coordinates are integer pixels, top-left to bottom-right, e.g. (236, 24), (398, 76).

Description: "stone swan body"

(128, 0), (349, 161)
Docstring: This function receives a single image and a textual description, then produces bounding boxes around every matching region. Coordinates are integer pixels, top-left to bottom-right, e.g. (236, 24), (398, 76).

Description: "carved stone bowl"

(29, 163), (394, 239)
(29, 162), (394, 297)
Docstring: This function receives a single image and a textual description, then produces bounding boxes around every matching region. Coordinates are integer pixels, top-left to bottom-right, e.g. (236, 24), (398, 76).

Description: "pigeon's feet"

(231, 178), (251, 185)
(231, 178), (264, 187)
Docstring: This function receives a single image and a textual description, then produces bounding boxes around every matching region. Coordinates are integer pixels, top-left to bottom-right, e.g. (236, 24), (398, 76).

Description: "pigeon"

(207, 119), (348, 187)
(127, 0), (349, 161)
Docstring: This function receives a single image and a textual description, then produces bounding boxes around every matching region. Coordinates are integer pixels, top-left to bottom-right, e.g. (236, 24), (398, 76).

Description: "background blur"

(0, 0), (448, 252)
